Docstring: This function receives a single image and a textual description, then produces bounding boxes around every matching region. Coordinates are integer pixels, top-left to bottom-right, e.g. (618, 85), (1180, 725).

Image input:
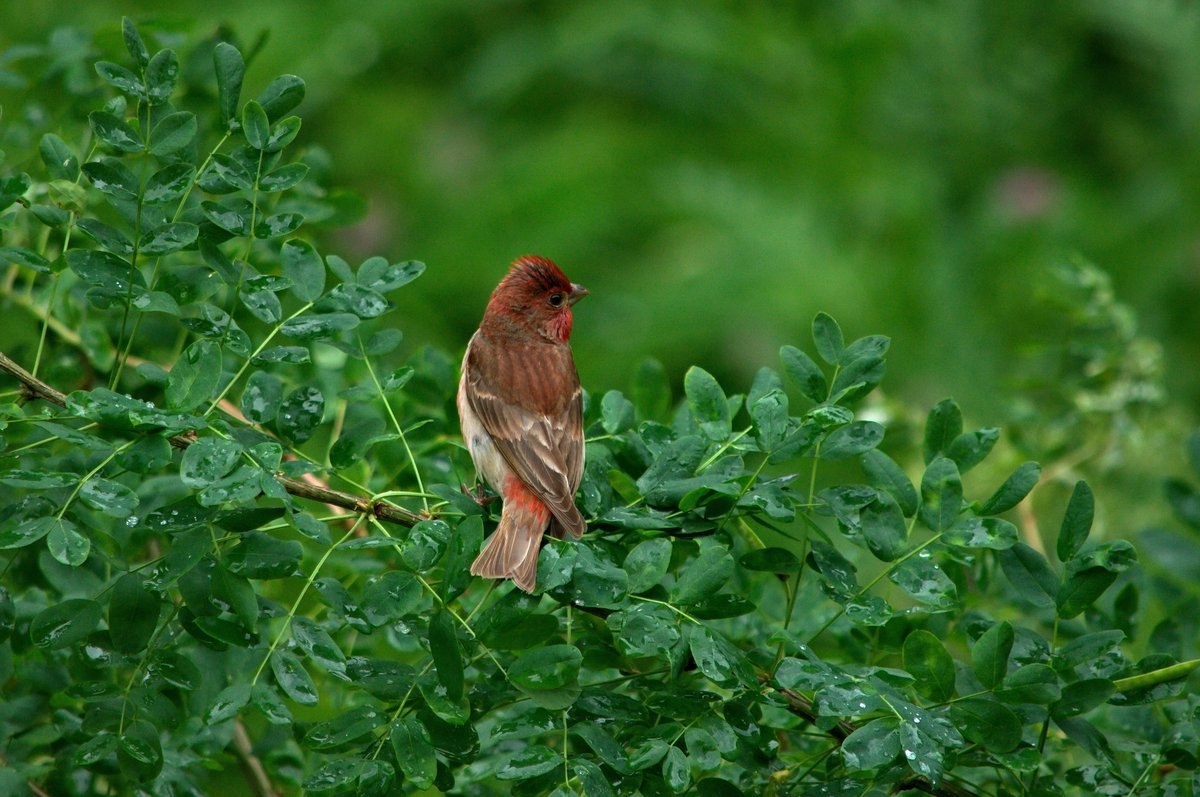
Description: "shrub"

(1, 17), (1197, 797)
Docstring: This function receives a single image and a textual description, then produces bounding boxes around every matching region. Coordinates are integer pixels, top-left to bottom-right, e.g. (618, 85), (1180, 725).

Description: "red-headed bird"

(458, 255), (588, 592)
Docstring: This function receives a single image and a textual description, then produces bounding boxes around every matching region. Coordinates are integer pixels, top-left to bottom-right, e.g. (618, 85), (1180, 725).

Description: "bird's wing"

(463, 336), (586, 536)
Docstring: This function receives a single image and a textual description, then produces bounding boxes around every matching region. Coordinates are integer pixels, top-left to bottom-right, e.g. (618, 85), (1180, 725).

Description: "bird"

(457, 255), (588, 592)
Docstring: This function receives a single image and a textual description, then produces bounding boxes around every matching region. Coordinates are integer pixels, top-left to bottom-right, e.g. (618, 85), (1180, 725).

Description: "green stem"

(252, 516), (365, 686)
(358, 334), (429, 512)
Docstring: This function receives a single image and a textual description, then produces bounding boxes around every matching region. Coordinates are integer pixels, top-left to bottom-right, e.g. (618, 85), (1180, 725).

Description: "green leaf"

(95, 60), (144, 97)
(0, 470), (79, 489)
(670, 545), (734, 604)
(206, 683), (252, 724)
(166, 339), (222, 411)
(304, 705), (384, 750)
(143, 162), (195, 205)
(280, 312), (359, 341)
(1056, 567), (1117, 619)
(257, 74), (306, 120)
(860, 494), (907, 561)
(601, 390), (636, 435)
(861, 449), (918, 516)
(202, 154), (254, 192)
(820, 420), (884, 460)
(144, 48), (179, 104)
(180, 436), (242, 487)
(148, 112), (197, 155)
(841, 717), (900, 771)
(265, 116), (302, 152)
(67, 249), (142, 292)
(77, 218), (133, 254)
(943, 516), (1018, 550)
(398, 519), (451, 573)
(242, 100), (270, 150)
(1052, 678), (1115, 719)
(109, 573), (160, 654)
(829, 353), (885, 404)
(623, 537), (672, 593)
(609, 603), (681, 660)
(1057, 480), (1094, 562)
(118, 719), (163, 781)
(889, 557), (957, 608)
(945, 427), (1000, 472)
(496, 745), (561, 780)
(253, 345), (310, 364)
(40, 133), (79, 180)
(663, 745), (691, 792)
(390, 717), (436, 789)
(213, 42), (245, 128)
(276, 385), (324, 444)
(31, 599), (103, 649)
(923, 399), (963, 464)
(260, 162), (309, 192)
(812, 312), (844, 365)
(684, 366), (731, 441)
(997, 663), (1061, 705)
(0, 516), (52, 551)
(689, 625), (755, 687)
(80, 478), (139, 518)
(972, 621), (1015, 689)
(739, 546), (801, 574)
(919, 456), (962, 531)
(904, 630), (956, 702)
(429, 610), (464, 702)
(998, 542), (1057, 608)
(122, 17), (150, 66)
(950, 697), (1022, 753)
(510, 644), (582, 692)
(241, 370), (282, 424)
(89, 110), (143, 153)
(575, 722), (633, 774)
(476, 593), (558, 650)
(47, 517), (90, 566)
(0, 246), (53, 273)
(322, 283), (389, 318)
(201, 198), (254, 234)
(980, 461), (1041, 515)
(226, 531), (303, 579)
(140, 221), (199, 255)
(780, 344), (827, 403)
(271, 650), (319, 705)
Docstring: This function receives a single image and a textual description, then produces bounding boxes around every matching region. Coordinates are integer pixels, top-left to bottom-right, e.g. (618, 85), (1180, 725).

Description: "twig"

(234, 719), (281, 797)
(0, 350), (423, 527)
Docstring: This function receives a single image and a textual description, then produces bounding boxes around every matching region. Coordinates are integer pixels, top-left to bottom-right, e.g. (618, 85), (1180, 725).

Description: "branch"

(0, 350), (423, 527)
(234, 719), (282, 797)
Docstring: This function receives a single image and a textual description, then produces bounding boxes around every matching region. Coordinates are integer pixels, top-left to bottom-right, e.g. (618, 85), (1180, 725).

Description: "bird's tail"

(471, 484), (550, 593)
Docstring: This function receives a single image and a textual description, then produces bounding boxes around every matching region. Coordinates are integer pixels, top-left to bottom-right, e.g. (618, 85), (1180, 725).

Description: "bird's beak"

(568, 283), (588, 305)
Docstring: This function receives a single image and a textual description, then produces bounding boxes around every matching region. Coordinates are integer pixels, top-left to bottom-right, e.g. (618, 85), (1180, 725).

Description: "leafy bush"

(1, 18), (1198, 797)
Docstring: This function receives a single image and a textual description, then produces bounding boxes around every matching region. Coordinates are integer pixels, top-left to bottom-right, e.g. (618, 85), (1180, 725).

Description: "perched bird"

(457, 255), (588, 592)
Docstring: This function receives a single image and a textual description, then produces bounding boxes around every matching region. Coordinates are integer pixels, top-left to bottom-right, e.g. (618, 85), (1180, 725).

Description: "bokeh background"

(4, 1), (1200, 421)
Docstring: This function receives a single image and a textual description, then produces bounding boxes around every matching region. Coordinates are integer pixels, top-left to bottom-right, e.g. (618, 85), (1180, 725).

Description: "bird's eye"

(548, 292), (565, 307)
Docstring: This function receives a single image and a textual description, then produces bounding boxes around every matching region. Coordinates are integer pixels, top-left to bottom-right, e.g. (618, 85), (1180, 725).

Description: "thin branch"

(0, 350), (423, 527)
(234, 719), (282, 797)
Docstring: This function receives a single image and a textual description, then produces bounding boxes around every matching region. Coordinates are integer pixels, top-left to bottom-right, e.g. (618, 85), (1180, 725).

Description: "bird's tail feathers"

(471, 501), (549, 593)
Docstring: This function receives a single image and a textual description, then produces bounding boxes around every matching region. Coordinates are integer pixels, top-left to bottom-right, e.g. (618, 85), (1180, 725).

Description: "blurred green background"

(4, 0), (1200, 420)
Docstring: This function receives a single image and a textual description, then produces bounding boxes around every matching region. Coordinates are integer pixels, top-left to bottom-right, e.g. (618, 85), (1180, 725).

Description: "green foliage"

(1, 17), (1199, 797)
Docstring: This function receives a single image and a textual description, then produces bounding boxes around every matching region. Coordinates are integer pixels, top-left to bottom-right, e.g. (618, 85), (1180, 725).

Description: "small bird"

(458, 255), (588, 592)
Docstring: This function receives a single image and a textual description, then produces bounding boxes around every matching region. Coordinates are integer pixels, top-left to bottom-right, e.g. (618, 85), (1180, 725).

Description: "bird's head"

(484, 255), (587, 343)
